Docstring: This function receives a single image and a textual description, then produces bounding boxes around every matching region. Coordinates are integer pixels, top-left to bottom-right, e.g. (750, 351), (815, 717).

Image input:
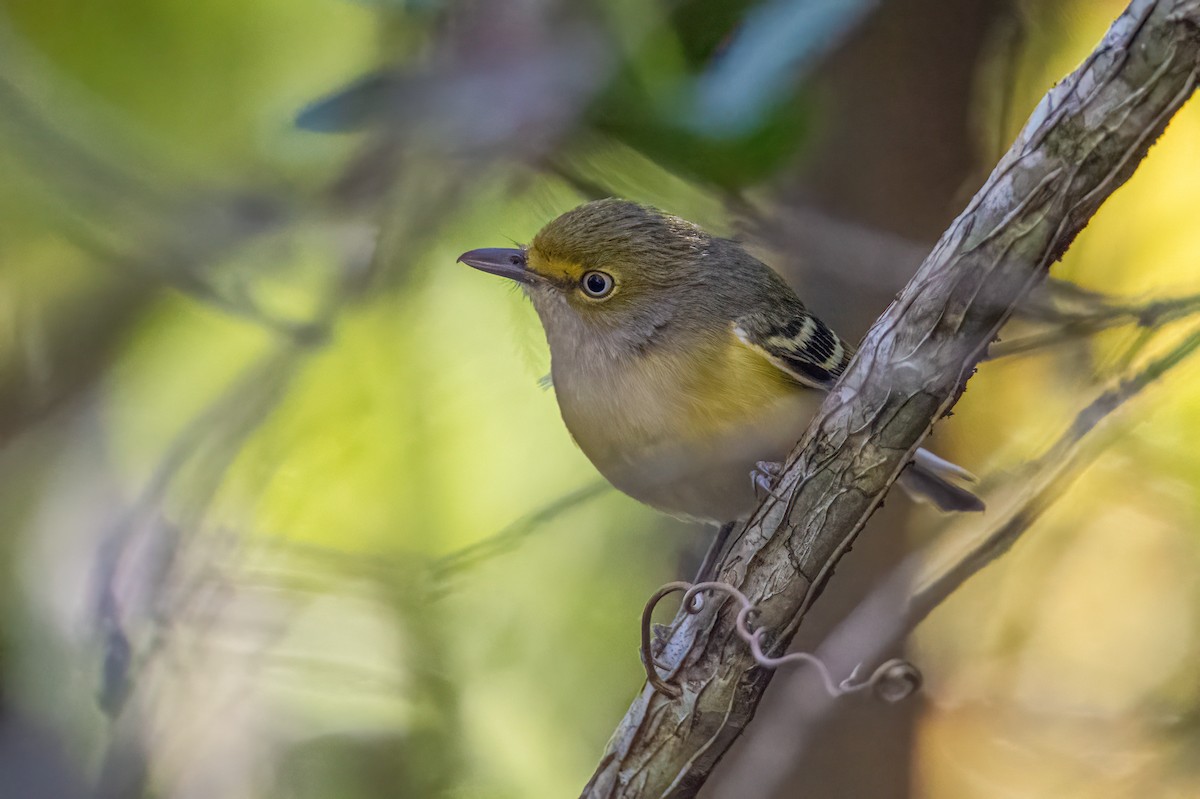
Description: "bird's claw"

(751, 460), (786, 502)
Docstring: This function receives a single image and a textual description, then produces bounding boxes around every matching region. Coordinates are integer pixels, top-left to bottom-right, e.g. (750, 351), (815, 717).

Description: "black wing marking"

(733, 308), (854, 391)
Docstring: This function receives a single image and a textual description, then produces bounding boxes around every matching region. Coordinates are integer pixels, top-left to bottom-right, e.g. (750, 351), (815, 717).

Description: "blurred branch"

(0, 63), (304, 443)
(0, 272), (153, 448)
(93, 346), (308, 716)
(429, 480), (609, 591)
(582, 2), (1200, 796)
(990, 286), (1200, 358)
(911, 324), (1200, 618)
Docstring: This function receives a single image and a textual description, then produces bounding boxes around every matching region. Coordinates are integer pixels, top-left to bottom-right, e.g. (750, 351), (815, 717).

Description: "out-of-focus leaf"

(687, 0), (878, 138)
(581, 0), (878, 189)
(296, 71), (399, 133)
(668, 0), (761, 66)
(587, 71), (813, 190)
(298, 0), (855, 190)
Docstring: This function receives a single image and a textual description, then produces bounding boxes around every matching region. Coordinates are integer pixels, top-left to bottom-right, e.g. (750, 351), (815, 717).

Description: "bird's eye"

(580, 270), (615, 299)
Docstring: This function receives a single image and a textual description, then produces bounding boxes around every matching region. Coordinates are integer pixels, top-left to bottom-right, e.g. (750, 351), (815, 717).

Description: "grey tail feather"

(898, 448), (985, 513)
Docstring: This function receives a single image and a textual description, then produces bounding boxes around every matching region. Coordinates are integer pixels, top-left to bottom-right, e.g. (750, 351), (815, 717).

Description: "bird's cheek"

(521, 281), (555, 309)
(525, 289), (574, 335)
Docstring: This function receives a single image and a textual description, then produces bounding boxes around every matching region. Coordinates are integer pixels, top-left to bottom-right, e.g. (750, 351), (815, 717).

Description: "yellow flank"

(556, 325), (804, 464)
(670, 328), (802, 438)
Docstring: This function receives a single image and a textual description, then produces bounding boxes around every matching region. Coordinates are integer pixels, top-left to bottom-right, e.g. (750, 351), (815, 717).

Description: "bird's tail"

(898, 448), (985, 512)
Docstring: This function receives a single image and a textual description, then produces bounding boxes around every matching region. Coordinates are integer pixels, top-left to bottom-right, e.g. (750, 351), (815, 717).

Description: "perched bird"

(458, 199), (983, 525)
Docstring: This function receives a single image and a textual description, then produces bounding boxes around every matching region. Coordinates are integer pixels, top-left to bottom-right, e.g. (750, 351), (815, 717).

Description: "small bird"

(458, 199), (983, 525)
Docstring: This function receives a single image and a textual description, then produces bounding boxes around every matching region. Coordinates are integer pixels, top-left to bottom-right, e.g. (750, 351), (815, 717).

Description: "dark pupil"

(586, 273), (608, 294)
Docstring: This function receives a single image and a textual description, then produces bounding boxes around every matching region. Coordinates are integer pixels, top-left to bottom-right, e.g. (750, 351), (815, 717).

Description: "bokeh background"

(2, 1), (1200, 797)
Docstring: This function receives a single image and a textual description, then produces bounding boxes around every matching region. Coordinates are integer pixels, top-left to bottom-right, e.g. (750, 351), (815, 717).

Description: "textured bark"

(581, 2), (1200, 797)
(737, 4), (1016, 797)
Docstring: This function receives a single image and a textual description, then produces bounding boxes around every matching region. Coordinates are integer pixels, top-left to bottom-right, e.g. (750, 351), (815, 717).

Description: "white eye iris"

(580, 270), (615, 299)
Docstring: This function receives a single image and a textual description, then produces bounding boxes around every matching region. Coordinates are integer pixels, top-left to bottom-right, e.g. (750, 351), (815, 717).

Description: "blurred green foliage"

(2, 1), (1200, 798)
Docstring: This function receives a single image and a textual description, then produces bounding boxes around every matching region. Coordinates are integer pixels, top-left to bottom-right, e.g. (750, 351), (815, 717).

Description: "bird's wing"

(733, 306), (854, 391)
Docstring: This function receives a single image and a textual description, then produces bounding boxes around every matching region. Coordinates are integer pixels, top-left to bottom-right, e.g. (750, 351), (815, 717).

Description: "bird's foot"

(751, 460), (785, 501)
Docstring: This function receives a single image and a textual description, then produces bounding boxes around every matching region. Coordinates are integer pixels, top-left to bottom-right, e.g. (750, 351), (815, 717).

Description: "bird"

(457, 199), (983, 526)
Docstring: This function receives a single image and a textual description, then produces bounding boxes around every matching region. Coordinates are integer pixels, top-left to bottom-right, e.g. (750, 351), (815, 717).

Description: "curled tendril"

(640, 581), (922, 704)
(639, 581), (692, 698)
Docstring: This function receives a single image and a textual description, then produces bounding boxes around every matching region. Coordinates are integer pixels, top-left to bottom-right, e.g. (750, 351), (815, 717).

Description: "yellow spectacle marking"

(526, 247), (585, 283)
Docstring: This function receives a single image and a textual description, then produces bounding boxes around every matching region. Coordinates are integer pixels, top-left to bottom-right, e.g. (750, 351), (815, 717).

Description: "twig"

(989, 289), (1200, 358)
(429, 481), (610, 588)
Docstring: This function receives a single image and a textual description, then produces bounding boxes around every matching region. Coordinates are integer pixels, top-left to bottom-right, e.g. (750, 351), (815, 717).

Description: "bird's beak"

(456, 247), (534, 284)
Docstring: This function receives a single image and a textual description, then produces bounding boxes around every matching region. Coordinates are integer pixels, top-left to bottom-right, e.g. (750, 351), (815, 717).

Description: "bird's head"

(458, 199), (732, 357)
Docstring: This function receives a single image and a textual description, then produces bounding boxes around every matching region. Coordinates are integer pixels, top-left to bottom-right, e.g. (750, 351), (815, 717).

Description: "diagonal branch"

(581, 2), (1200, 797)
